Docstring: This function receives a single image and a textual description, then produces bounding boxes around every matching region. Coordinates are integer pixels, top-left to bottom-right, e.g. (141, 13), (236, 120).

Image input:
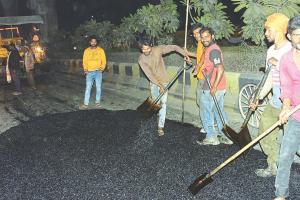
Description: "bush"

(107, 44), (267, 73)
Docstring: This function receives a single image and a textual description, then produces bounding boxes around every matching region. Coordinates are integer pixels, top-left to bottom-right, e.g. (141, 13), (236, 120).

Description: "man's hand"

(279, 107), (290, 125)
(159, 85), (165, 94)
(192, 66), (199, 76)
(268, 57), (278, 67)
(210, 86), (217, 96)
(249, 100), (259, 111)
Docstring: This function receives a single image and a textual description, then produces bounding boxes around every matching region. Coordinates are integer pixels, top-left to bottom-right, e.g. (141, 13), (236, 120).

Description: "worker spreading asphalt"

(0, 109), (299, 200)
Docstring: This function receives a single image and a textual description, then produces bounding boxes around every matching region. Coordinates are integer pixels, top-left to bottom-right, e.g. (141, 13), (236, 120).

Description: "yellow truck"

(0, 15), (46, 79)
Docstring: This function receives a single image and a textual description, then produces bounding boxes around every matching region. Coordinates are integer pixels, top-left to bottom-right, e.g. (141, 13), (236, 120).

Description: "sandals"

(157, 128), (165, 136)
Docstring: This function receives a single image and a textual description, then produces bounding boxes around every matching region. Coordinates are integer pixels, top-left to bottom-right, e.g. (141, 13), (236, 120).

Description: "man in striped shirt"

(250, 13), (291, 177)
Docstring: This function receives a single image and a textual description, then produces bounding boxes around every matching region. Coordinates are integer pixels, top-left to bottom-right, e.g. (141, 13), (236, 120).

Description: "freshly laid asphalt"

(0, 109), (299, 200)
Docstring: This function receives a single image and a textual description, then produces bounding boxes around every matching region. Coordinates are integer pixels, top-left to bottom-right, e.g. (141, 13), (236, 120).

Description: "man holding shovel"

(274, 15), (300, 200)
(185, 23), (206, 134)
(250, 13), (291, 178)
(138, 38), (189, 136)
(196, 27), (232, 145)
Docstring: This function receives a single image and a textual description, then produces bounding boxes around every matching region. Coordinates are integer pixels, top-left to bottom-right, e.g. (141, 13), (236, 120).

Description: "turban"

(265, 13), (289, 44)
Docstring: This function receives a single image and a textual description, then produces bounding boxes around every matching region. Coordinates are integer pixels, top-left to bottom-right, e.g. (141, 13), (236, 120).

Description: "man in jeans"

(185, 23), (206, 134)
(138, 38), (189, 136)
(197, 27), (232, 145)
(80, 35), (106, 110)
(274, 15), (300, 200)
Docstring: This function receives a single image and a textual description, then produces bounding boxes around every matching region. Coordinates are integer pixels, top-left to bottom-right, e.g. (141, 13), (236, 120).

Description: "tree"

(184, 0), (234, 40)
(71, 20), (115, 51)
(232, 0), (300, 45)
(120, 0), (180, 44)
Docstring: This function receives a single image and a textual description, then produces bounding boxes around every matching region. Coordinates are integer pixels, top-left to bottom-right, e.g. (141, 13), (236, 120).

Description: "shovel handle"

(242, 64), (273, 127)
(202, 71), (226, 126)
(153, 63), (193, 104)
(210, 104), (300, 177)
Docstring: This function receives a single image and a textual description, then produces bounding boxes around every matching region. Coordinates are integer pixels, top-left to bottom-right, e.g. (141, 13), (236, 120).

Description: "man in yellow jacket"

(80, 35), (107, 109)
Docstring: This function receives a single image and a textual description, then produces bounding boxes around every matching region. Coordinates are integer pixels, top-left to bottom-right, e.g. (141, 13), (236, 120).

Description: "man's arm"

(160, 45), (187, 57)
(82, 49), (88, 73)
(209, 49), (224, 96)
(100, 48), (107, 70)
(279, 57), (293, 124)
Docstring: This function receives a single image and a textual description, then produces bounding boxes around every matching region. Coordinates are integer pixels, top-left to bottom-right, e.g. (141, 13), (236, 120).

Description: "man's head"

(139, 38), (153, 56)
(287, 15), (300, 50)
(200, 27), (215, 47)
(89, 35), (98, 48)
(264, 13), (289, 44)
(191, 23), (204, 42)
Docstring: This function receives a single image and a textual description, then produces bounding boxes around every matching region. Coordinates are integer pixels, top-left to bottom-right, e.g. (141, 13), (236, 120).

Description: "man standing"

(185, 23), (206, 134)
(24, 46), (36, 90)
(274, 15), (300, 200)
(138, 38), (189, 136)
(7, 43), (22, 95)
(197, 27), (231, 145)
(80, 35), (106, 110)
(250, 13), (291, 177)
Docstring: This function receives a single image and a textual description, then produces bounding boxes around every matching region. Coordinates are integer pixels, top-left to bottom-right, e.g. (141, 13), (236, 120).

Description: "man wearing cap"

(250, 13), (291, 177)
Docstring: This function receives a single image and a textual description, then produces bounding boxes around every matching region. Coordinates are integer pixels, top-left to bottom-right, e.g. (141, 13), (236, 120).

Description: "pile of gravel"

(0, 109), (299, 200)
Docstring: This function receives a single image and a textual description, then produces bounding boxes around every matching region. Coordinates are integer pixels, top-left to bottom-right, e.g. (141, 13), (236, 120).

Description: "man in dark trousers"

(7, 43), (22, 95)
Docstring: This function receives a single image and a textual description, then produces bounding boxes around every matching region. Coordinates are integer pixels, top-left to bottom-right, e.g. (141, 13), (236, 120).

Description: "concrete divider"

(58, 59), (262, 119)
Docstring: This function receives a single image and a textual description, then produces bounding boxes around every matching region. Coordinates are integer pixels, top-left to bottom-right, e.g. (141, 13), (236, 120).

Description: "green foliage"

(71, 20), (116, 51)
(232, 0), (300, 45)
(121, 0), (179, 44)
(184, 0), (234, 40)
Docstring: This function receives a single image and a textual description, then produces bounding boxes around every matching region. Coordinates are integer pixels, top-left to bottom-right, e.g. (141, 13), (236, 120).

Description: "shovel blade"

(223, 125), (252, 149)
(188, 173), (213, 195)
(136, 97), (161, 118)
(238, 126), (252, 155)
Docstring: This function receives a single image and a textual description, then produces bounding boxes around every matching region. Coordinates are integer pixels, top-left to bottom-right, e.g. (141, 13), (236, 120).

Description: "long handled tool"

(181, 0), (190, 123)
(202, 72), (251, 148)
(188, 104), (300, 195)
(238, 64), (273, 144)
(137, 64), (192, 118)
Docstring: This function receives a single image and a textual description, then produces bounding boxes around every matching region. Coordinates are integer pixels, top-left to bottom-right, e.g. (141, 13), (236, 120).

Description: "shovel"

(137, 63), (192, 118)
(202, 72), (249, 147)
(238, 64), (273, 145)
(188, 104), (300, 195)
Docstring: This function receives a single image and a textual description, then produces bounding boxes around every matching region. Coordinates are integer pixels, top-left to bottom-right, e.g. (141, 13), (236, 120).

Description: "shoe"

(157, 128), (165, 136)
(199, 128), (206, 134)
(79, 104), (88, 110)
(255, 164), (277, 177)
(12, 91), (22, 96)
(196, 137), (220, 145)
(274, 197), (285, 200)
(218, 135), (233, 145)
(95, 103), (101, 108)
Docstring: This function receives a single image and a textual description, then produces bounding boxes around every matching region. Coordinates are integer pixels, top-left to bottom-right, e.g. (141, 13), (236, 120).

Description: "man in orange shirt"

(79, 35), (107, 110)
(186, 23), (206, 134)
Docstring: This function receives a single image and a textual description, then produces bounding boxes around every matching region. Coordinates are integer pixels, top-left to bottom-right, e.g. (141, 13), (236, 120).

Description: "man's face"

(265, 26), (276, 43)
(201, 31), (214, 47)
(193, 27), (201, 42)
(289, 28), (300, 50)
(90, 39), (97, 48)
(141, 45), (152, 56)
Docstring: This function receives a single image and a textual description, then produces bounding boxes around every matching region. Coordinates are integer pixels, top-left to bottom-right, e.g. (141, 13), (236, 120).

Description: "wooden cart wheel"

(238, 83), (268, 128)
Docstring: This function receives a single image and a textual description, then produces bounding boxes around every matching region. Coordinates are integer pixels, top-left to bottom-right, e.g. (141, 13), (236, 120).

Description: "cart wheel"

(238, 83), (268, 128)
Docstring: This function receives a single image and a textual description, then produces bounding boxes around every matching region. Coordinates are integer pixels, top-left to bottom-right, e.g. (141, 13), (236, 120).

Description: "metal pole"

(182, 0), (189, 123)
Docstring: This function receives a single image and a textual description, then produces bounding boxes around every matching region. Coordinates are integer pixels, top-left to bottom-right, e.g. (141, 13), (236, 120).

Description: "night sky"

(56, 0), (241, 31)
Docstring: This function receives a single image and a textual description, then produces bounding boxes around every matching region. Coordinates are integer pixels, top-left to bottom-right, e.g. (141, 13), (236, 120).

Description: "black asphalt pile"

(0, 109), (299, 200)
